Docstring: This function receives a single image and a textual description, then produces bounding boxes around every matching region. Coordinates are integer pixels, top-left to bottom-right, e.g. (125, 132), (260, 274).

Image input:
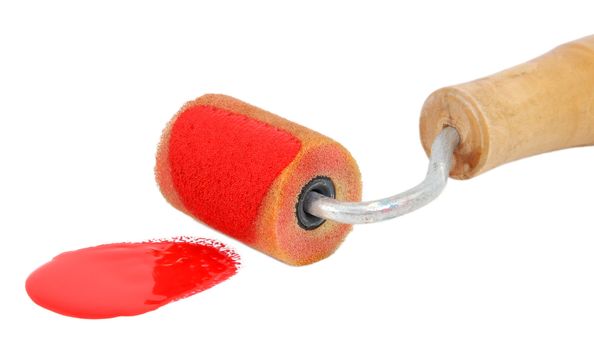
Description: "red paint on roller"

(168, 105), (301, 243)
(25, 237), (239, 319)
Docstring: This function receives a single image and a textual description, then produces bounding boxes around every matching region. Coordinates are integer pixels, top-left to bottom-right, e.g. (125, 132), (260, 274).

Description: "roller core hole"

(296, 176), (335, 230)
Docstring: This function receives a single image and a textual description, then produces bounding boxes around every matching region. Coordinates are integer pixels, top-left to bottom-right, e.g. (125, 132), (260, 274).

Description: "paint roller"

(156, 35), (594, 265)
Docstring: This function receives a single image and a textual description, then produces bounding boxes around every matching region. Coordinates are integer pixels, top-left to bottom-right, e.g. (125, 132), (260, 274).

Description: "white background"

(1, 1), (593, 349)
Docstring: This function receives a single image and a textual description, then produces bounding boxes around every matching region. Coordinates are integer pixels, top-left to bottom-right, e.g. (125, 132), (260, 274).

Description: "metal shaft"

(304, 127), (460, 224)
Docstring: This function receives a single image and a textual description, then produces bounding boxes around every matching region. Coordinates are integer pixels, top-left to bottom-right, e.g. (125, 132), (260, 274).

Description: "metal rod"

(304, 127), (460, 224)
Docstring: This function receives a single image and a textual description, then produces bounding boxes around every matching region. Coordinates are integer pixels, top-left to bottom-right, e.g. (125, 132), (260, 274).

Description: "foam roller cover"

(156, 94), (362, 265)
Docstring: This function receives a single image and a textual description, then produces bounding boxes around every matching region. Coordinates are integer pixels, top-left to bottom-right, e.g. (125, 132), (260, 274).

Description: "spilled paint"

(26, 237), (239, 318)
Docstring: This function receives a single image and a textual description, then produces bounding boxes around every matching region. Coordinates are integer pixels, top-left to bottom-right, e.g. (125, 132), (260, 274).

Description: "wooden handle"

(420, 35), (594, 179)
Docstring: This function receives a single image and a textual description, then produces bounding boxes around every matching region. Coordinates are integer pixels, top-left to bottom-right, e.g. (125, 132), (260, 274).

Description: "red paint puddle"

(26, 237), (240, 319)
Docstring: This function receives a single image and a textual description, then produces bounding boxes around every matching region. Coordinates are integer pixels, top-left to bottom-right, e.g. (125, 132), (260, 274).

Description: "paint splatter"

(25, 237), (240, 319)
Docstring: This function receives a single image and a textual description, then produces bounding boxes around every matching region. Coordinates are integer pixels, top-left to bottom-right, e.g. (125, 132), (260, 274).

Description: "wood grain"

(420, 35), (594, 179)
